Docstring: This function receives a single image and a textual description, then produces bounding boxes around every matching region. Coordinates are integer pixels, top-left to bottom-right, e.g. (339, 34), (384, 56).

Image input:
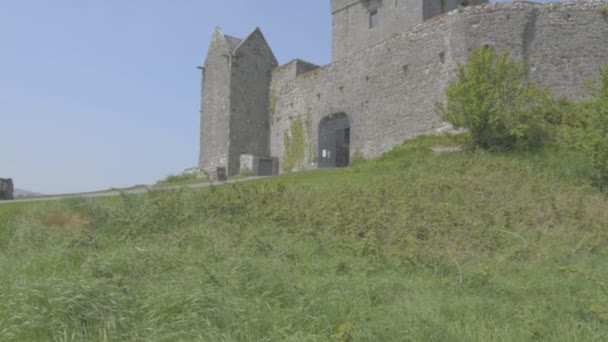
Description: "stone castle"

(198, 0), (608, 176)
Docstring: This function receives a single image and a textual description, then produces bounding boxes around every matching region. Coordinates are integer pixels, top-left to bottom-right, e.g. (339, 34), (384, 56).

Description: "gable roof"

(224, 35), (243, 52)
(232, 27), (278, 65)
(207, 27), (277, 66)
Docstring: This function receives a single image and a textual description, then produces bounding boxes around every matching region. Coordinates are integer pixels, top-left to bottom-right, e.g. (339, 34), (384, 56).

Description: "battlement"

(273, 59), (321, 84)
(331, 0), (488, 61)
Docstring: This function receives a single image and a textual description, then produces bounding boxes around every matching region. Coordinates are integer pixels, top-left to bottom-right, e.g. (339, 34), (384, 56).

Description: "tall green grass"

(155, 169), (202, 187)
(1, 135), (607, 341)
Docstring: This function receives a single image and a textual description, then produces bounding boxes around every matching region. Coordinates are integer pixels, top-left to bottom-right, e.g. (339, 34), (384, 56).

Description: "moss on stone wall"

(305, 112), (316, 162)
(283, 113), (316, 172)
(299, 68), (321, 79)
(599, 3), (608, 17)
(269, 87), (277, 122)
(283, 117), (306, 172)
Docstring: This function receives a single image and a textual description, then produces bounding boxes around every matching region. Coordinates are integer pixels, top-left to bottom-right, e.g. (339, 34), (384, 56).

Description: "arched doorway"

(318, 113), (350, 168)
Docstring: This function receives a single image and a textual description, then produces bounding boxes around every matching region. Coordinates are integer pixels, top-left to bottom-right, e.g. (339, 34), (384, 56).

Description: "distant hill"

(14, 188), (43, 197)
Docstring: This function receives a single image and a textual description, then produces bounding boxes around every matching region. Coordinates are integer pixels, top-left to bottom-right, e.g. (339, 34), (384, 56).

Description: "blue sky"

(0, 0), (562, 194)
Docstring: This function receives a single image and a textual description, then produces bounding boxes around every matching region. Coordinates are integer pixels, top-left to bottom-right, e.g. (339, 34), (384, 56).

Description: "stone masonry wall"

(463, 2), (608, 98)
(331, 0), (488, 61)
(424, 0), (487, 20)
(271, 2), (608, 173)
(228, 29), (277, 175)
(331, 0), (423, 61)
(199, 29), (232, 174)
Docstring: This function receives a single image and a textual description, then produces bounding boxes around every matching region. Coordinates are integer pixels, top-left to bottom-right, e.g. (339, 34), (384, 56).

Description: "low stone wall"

(239, 154), (279, 176)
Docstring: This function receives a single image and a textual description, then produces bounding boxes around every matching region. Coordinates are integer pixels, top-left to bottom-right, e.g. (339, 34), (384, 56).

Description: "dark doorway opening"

(318, 113), (350, 168)
(258, 158), (273, 176)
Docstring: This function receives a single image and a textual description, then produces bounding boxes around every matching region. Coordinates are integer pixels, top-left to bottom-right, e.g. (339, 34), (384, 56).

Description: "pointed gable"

(233, 27), (278, 67)
(224, 35), (243, 52)
(202, 27), (232, 65)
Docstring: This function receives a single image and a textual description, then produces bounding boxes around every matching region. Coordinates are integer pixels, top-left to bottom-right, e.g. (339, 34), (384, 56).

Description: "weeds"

(155, 168), (201, 186)
(1, 135), (608, 340)
(599, 3), (608, 17)
(555, 65), (608, 190)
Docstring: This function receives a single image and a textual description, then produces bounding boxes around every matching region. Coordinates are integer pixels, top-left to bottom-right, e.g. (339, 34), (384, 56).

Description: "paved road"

(0, 176), (268, 205)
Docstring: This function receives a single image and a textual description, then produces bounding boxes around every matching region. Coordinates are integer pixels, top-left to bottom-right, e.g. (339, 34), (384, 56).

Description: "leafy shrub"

(591, 66), (608, 188)
(437, 46), (552, 150)
(592, 138), (608, 189)
(556, 65), (608, 189)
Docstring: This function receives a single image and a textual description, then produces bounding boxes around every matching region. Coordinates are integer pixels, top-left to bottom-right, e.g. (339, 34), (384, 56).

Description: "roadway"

(0, 176), (267, 205)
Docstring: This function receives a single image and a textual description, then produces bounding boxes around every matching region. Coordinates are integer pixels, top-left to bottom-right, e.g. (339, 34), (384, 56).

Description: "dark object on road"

(0, 178), (14, 200)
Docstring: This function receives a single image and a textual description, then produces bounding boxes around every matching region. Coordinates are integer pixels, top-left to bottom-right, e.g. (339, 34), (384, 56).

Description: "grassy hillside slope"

(1, 135), (607, 341)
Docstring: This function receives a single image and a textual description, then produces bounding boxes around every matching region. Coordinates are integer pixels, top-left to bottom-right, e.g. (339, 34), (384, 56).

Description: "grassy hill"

(1, 134), (607, 341)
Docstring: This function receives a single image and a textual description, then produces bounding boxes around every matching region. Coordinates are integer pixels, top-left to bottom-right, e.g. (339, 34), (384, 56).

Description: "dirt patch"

(41, 210), (90, 231)
(431, 145), (463, 154)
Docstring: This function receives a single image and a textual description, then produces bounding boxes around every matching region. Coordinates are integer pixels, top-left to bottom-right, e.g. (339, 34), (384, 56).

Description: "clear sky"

(0, 0), (564, 194)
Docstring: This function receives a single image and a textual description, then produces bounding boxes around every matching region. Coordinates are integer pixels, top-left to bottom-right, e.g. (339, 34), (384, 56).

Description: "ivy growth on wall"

(283, 117), (306, 172)
(269, 87), (277, 122)
(599, 3), (608, 17)
(305, 112), (316, 162)
(283, 112), (316, 172)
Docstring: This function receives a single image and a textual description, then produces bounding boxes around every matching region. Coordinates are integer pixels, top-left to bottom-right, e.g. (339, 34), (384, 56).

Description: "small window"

(369, 10), (379, 28)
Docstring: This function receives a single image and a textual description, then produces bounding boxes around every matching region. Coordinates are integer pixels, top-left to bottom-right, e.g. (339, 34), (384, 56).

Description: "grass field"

(1, 134), (607, 341)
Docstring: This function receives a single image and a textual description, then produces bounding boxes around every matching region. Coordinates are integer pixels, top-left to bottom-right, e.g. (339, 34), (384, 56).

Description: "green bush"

(556, 65), (608, 189)
(437, 46), (552, 150)
(592, 66), (608, 189)
(592, 138), (608, 189)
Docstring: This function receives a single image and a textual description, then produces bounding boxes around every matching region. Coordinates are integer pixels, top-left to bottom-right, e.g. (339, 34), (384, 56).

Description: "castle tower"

(331, 0), (488, 61)
(198, 27), (278, 176)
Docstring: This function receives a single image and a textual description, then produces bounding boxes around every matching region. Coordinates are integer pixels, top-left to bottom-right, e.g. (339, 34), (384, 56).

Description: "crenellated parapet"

(330, 0), (489, 61)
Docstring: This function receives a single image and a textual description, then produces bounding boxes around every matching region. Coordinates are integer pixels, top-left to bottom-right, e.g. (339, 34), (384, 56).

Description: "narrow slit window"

(369, 10), (379, 28)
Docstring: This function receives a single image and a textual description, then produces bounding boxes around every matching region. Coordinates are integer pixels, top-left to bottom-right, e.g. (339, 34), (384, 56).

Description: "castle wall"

(199, 29), (232, 174)
(463, 2), (608, 98)
(295, 60), (321, 75)
(331, 0), (488, 61)
(228, 29), (278, 175)
(272, 12), (468, 172)
(272, 59), (320, 84)
(271, 2), (608, 173)
(423, 0), (487, 20)
(331, 0), (423, 61)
